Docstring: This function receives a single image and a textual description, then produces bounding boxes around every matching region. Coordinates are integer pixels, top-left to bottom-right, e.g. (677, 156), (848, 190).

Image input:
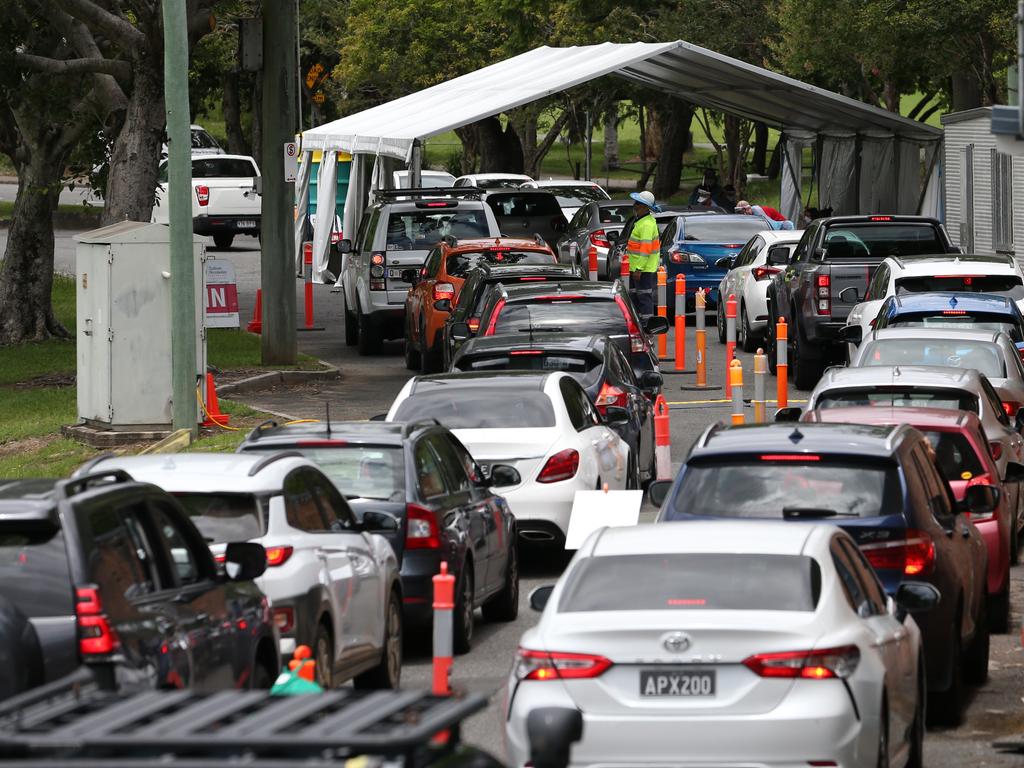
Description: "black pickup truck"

(765, 215), (957, 389)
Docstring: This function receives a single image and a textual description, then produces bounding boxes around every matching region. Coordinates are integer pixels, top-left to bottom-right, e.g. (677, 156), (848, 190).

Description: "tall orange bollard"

(654, 394), (671, 479)
(695, 289), (708, 388)
(776, 317), (788, 409)
(725, 294), (737, 396)
(656, 266), (668, 359)
(674, 275), (686, 371)
(730, 359), (745, 425)
(432, 562), (455, 696)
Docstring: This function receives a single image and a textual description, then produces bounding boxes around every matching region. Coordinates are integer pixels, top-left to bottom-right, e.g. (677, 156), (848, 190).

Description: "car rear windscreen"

(172, 493), (266, 543)
(457, 351), (600, 374)
(816, 387), (979, 413)
(823, 224), (943, 258)
(859, 339), (1005, 378)
(921, 431), (985, 482)
(387, 211), (489, 250)
(495, 299), (626, 336)
(191, 130), (220, 150)
(446, 250), (552, 276)
(542, 187), (609, 206)
(895, 275), (1022, 293)
(291, 446), (405, 502)
(558, 554), (820, 612)
(889, 313), (1023, 342)
(393, 390), (556, 428)
(598, 205), (634, 224)
(0, 525), (72, 618)
(191, 158), (256, 178)
(487, 194), (562, 217)
(667, 457), (901, 521)
(680, 218), (769, 241)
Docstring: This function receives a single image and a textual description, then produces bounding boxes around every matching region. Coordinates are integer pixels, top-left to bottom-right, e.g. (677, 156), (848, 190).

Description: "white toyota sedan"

(506, 521), (935, 768)
(386, 371), (631, 546)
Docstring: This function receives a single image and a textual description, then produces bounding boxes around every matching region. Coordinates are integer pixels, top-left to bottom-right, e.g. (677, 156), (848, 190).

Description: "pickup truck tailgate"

(829, 261), (882, 321)
(201, 178), (259, 216)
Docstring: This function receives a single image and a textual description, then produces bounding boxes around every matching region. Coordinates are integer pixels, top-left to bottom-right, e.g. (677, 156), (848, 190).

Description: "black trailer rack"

(0, 686), (489, 768)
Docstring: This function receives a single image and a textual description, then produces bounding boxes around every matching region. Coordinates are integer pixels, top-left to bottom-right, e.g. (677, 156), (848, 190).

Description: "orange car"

(404, 236), (557, 372)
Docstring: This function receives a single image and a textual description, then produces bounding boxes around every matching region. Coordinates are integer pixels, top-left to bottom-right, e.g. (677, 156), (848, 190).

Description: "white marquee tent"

(298, 41), (943, 281)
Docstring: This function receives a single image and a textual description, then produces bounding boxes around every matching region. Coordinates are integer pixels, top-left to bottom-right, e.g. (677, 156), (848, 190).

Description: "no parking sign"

(205, 259), (240, 328)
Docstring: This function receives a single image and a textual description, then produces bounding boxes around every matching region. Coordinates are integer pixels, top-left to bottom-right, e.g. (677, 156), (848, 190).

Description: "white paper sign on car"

(565, 490), (644, 549)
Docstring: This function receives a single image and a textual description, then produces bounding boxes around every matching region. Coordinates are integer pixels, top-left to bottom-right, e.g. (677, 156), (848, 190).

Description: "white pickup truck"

(152, 154), (261, 249)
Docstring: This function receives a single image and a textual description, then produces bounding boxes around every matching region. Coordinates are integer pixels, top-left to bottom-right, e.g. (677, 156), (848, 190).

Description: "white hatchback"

(506, 521), (934, 768)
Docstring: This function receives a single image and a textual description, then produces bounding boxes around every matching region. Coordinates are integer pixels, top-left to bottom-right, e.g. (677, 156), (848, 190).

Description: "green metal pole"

(260, 0), (298, 364)
(163, 0), (197, 433)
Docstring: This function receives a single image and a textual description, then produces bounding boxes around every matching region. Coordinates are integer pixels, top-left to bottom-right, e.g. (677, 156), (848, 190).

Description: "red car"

(805, 406), (1011, 632)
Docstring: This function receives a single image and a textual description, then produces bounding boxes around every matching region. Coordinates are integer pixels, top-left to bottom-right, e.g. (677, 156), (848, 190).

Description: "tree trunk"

(767, 137), (782, 180)
(103, 58), (166, 225)
(652, 100), (693, 200)
(0, 153), (69, 343)
(723, 115), (745, 192)
(474, 116), (524, 173)
(644, 106), (662, 160)
(752, 122), (768, 175)
(454, 126), (478, 173)
(603, 110), (619, 170)
(951, 71), (982, 111)
(222, 70), (248, 154)
(251, 77), (263, 168)
(521, 110), (570, 179)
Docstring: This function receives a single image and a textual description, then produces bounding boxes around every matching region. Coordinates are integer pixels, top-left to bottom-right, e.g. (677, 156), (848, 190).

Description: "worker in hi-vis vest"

(625, 190), (662, 319)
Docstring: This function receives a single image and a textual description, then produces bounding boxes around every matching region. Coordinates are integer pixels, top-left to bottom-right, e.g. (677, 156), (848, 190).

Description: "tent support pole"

(585, 111), (592, 181)
(410, 140), (422, 188)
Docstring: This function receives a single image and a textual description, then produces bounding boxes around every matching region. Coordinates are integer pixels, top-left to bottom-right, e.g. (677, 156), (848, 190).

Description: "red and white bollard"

(432, 561), (455, 696)
(654, 394), (671, 480)
(302, 242), (315, 330)
(588, 245), (599, 282)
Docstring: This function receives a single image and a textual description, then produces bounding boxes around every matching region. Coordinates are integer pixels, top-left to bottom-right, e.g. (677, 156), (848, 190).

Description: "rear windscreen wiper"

(782, 506), (859, 519)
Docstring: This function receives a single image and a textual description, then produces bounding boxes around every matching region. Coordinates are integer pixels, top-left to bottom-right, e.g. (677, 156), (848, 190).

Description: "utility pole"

(260, 0), (298, 364)
(163, 0), (197, 433)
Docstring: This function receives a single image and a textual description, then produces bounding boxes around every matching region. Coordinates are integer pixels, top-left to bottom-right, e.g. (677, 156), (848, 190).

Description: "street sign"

(283, 141), (298, 183)
(305, 63), (325, 90)
(205, 259), (240, 328)
(312, 92), (325, 104)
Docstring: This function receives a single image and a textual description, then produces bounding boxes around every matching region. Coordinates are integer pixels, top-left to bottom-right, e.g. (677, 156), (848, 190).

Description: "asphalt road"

(28, 229), (1024, 765)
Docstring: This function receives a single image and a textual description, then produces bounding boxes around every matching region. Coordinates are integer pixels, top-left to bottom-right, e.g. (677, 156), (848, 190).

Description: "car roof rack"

(247, 450), (304, 476)
(375, 187), (483, 200)
(402, 418), (442, 437)
(74, 451), (117, 476)
(56, 470), (135, 499)
(245, 419), (280, 441)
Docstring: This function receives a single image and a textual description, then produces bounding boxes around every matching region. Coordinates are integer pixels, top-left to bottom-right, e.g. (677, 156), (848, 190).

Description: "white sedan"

(506, 520), (935, 768)
(386, 371), (631, 546)
(717, 230), (802, 351)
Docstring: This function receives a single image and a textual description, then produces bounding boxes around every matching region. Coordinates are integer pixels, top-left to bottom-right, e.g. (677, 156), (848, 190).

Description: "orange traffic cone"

(202, 372), (230, 427)
(246, 289), (263, 334)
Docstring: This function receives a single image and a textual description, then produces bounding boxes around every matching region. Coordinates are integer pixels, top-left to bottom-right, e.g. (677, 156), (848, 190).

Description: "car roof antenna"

(788, 426), (804, 443)
(325, 402), (331, 436)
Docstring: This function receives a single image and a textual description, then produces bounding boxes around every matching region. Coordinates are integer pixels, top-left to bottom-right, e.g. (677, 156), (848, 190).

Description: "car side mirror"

(766, 246), (789, 266)
(360, 510), (400, 533)
(961, 483), (1000, 516)
(223, 542), (267, 581)
(529, 585), (555, 612)
(894, 581), (940, 620)
(838, 286), (861, 303)
(645, 315), (669, 335)
(647, 479), (672, 507)
(401, 268), (418, 285)
(1004, 462), (1024, 482)
(837, 325), (863, 345)
(339, 239), (352, 254)
(714, 256), (736, 270)
(603, 405), (630, 426)
(774, 406), (803, 422)
(527, 707), (584, 768)
(450, 321), (470, 341)
(434, 298), (452, 312)
(488, 464), (521, 487)
(639, 370), (664, 390)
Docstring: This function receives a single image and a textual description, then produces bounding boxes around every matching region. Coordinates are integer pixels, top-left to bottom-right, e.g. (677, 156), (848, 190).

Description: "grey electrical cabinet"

(75, 222), (207, 430)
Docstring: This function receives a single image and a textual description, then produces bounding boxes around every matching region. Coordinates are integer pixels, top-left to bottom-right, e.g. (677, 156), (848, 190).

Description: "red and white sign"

(205, 259), (240, 328)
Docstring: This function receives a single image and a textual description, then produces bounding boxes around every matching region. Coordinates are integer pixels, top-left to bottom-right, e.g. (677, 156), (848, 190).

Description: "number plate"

(639, 669), (715, 697)
(388, 268), (406, 279)
(236, 220), (256, 229)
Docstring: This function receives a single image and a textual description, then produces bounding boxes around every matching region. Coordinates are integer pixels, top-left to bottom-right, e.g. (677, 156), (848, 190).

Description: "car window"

(84, 505), (157, 608)
(660, 221), (677, 253)
(428, 435), (474, 495)
(840, 538), (887, 615)
(913, 445), (955, 523)
(393, 388), (556, 429)
(922, 430), (986, 481)
(487, 193), (562, 217)
(0, 524), (73, 618)
(494, 299), (627, 336)
(424, 248), (442, 278)
(858, 339), (1004, 378)
(569, 206), (588, 229)
(191, 158), (256, 178)
(361, 209), (381, 252)
(264, 445), (405, 502)
(283, 469), (330, 532)
(386, 210), (489, 250)
(865, 264), (889, 300)
(598, 204), (634, 224)
(609, 343), (638, 386)
(895, 275), (1022, 293)
(447, 249), (552, 276)
(353, 212), (372, 253)
(829, 536), (866, 613)
(815, 387), (979, 413)
(305, 470), (357, 530)
(147, 501), (203, 587)
(172, 493), (265, 543)
(444, 434), (486, 485)
(191, 129), (220, 150)
(560, 376), (599, 430)
(791, 225), (813, 263)
(414, 440), (448, 499)
(980, 376), (1011, 425)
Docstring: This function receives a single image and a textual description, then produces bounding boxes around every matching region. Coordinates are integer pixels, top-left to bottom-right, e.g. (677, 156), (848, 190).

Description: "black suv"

(651, 421), (993, 725)
(482, 188), (568, 250)
(237, 420), (519, 654)
(441, 262), (584, 368)
(339, 188), (501, 355)
(0, 473), (277, 697)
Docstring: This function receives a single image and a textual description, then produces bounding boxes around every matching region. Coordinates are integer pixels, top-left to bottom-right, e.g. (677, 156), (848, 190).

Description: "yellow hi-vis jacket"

(625, 213), (661, 273)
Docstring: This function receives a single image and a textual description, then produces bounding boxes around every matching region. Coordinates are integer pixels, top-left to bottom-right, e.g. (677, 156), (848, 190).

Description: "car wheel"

(420, 319), (441, 373)
(354, 590), (403, 690)
(482, 543), (519, 623)
(357, 305), (381, 356)
(344, 294), (358, 346)
(791, 325), (823, 391)
(989, 586), (1010, 634)
(739, 303), (758, 353)
(928, 618), (964, 727)
(453, 567), (474, 655)
(876, 696), (889, 768)
(766, 307), (778, 375)
(906, 665), (925, 768)
(313, 622), (334, 690)
(403, 317), (421, 371)
(716, 300), (726, 344)
(965, 594), (990, 685)
(213, 233), (234, 249)
(625, 450), (640, 489)
(249, 660), (274, 690)
(1011, 489), (1021, 566)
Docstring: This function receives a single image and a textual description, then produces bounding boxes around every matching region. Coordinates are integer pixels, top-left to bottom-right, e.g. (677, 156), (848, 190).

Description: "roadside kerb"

(215, 362), (341, 397)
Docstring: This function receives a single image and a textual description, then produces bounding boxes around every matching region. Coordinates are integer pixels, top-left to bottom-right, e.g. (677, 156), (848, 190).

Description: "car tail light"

(614, 294), (645, 352)
(433, 282), (455, 301)
(752, 266), (781, 281)
(519, 276), (548, 282)
(1002, 400), (1022, 418)
(514, 648), (612, 681)
(869, 216), (893, 222)
(860, 529), (934, 576)
(273, 607), (295, 634)
(590, 230), (610, 248)
(742, 645), (860, 679)
(594, 382), (628, 413)
(467, 317), (481, 333)
(966, 474), (997, 520)
(482, 298), (506, 336)
(510, 350), (544, 356)
(76, 586), (119, 656)
(215, 552), (226, 564)
(406, 504), (441, 549)
(537, 449), (580, 484)
(669, 250), (686, 264)
(265, 545), (294, 567)
(816, 273), (830, 316)
(990, 441), (1003, 461)
(195, 185), (210, 207)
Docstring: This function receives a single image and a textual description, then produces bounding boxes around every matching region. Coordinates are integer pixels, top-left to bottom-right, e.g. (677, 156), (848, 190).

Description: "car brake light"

(860, 529), (934, 576)
(433, 282), (455, 301)
(966, 474), (996, 520)
(423, 201), (450, 207)
(760, 454), (821, 461)
(752, 266), (781, 281)
(483, 298), (506, 336)
(406, 504), (441, 549)
(869, 216), (892, 222)
(514, 648), (612, 681)
(816, 273), (830, 315)
(990, 441), (1003, 461)
(467, 317), (481, 333)
(537, 449), (580, 483)
(590, 230), (610, 248)
(76, 586), (119, 656)
(265, 545), (294, 567)
(594, 382), (628, 413)
(510, 350), (544, 355)
(519, 276), (548, 281)
(273, 607), (295, 634)
(614, 294), (645, 352)
(742, 645), (860, 679)
(942, 309), (967, 315)
(669, 250), (684, 264)
(195, 185), (210, 207)
(1002, 400), (1022, 417)
(370, 252), (385, 265)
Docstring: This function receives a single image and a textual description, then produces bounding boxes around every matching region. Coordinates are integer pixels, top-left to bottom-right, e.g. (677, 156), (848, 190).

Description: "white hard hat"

(629, 191), (660, 211)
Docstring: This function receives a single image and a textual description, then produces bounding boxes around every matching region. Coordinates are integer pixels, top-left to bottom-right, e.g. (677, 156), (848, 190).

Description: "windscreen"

(446, 250), (552, 277)
(921, 431), (985, 482)
(494, 299), (626, 335)
(457, 351), (600, 374)
(896, 275), (1022, 293)
(823, 224), (943, 258)
(859, 339), (1005, 378)
(541, 186), (609, 206)
(288, 446), (405, 501)
(598, 205), (635, 224)
(487, 194), (563, 217)
(0, 525), (72, 618)
(889, 313), (1023, 342)
(558, 554), (820, 612)
(816, 387), (979, 413)
(667, 457), (900, 520)
(392, 389), (556, 428)
(386, 210), (489, 250)
(191, 158), (256, 178)
(190, 129), (220, 150)
(172, 493), (266, 543)
(474, 178), (526, 189)
(681, 218), (768, 241)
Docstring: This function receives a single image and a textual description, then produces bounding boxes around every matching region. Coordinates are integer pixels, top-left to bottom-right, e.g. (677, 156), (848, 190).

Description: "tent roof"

(301, 41), (941, 159)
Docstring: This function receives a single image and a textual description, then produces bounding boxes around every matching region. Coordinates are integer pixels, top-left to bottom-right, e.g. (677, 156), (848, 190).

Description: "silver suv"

(340, 188), (500, 355)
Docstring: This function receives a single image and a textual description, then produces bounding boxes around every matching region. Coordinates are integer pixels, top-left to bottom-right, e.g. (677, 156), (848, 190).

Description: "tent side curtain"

(311, 150), (337, 282)
(293, 153), (312, 274)
(817, 134), (857, 216)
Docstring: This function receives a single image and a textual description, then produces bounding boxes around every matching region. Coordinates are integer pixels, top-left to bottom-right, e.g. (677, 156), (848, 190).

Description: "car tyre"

(344, 295), (358, 347)
(928, 619), (964, 727)
(906, 665), (925, 768)
(876, 695), (889, 768)
(1011, 493), (1020, 566)
(739, 303), (758, 353)
(989, 586), (1010, 634)
(354, 589), (403, 690)
(791, 325), (823, 391)
(213, 233), (234, 249)
(403, 317), (421, 371)
(625, 450), (640, 489)
(313, 622), (334, 690)
(357, 305), (382, 356)
(482, 543), (519, 623)
(250, 660), (274, 690)
(766, 306), (778, 375)
(716, 301), (726, 344)
(420, 319), (441, 373)
(965, 595), (990, 685)
(453, 567), (474, 655)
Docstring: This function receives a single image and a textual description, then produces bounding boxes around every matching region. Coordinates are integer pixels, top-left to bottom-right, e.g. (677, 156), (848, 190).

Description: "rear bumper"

(400, 550), (444, 625)
(804, 320), (848, 347)
(193, 214), (260, 235)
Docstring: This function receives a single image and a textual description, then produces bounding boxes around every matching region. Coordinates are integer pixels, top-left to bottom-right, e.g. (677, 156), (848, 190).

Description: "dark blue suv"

(650, 421), (994, 725)
(873, 292), (1024, 351)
